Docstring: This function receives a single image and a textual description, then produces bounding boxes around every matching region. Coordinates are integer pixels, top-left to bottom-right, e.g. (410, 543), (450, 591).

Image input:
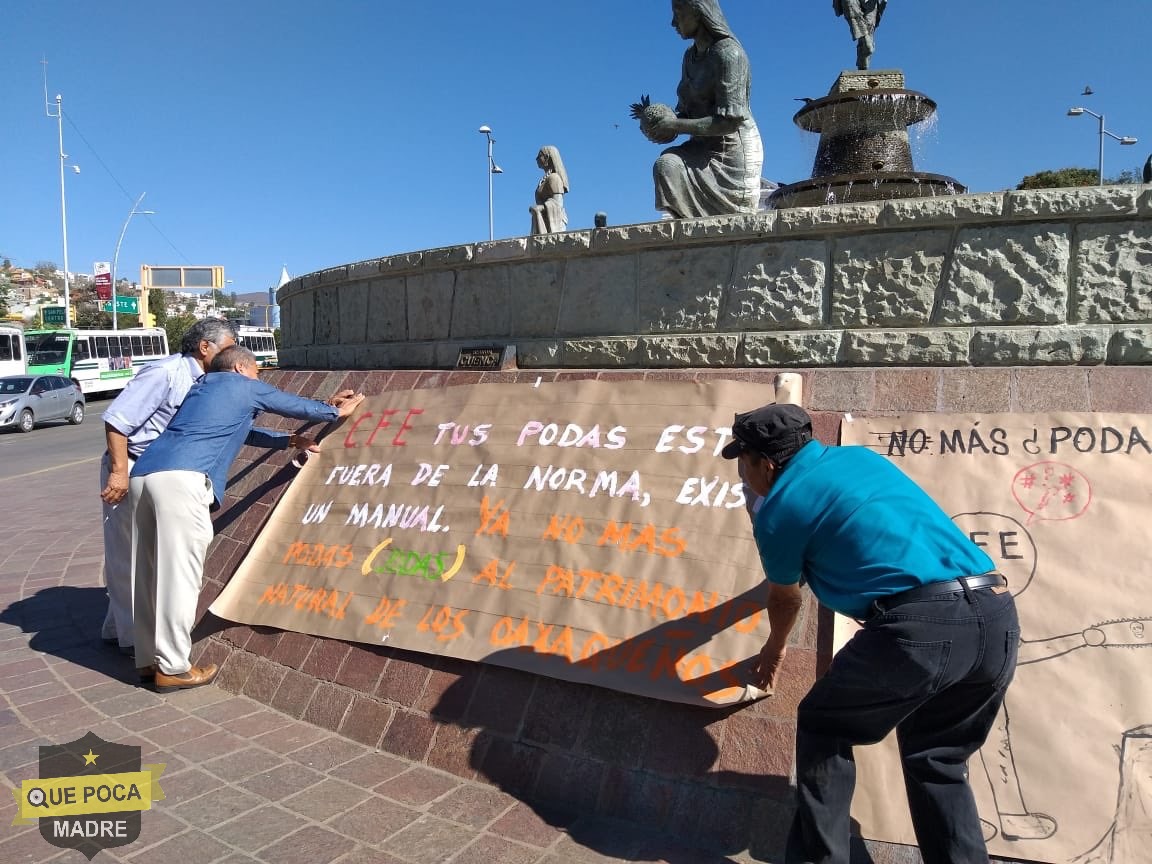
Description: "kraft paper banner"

(840, 413), (1152, 864)
(211, 379), (787, 706)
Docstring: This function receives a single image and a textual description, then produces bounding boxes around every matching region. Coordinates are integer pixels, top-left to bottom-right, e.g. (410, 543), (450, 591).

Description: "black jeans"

(786, 586), (1020, 864)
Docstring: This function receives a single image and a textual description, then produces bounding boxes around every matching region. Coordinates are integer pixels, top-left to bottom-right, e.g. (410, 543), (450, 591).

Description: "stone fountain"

(772, 69), (965, 209)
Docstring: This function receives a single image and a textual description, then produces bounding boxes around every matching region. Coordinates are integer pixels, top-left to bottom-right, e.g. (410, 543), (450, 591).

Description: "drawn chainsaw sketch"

(839, 414), (1152, 864)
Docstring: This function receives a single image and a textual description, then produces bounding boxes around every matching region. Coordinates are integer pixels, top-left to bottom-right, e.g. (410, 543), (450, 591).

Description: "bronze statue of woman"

(634, 0), (764, 219)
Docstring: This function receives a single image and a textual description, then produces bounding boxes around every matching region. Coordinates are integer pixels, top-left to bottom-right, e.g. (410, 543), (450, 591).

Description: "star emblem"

(83, 749), (99, 766)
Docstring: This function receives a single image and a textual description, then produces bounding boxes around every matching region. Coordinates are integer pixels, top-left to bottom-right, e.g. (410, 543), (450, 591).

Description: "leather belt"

(871, 572), (1007, 615)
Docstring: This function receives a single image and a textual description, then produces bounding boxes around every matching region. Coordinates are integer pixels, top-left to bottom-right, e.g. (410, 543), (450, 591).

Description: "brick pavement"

(0, 452), (766, 863)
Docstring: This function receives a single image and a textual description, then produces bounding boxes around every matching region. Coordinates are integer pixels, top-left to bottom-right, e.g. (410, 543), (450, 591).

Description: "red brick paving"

(0, 453), (762, 863)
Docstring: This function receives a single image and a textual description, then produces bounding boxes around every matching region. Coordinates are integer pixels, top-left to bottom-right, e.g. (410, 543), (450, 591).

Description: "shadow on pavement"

(427, 589), (799, 863)
(0, 586), (140, 683)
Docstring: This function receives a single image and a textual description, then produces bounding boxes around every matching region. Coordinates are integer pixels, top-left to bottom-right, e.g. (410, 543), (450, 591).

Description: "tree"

(75, 307), (112, 329)
(1017, 168), (1098, 190)
(72, 279), (105, 326)
(1107, 168), (1142, 185)
(1017, 165), (1145, 189)
(148, 288), (168, 327)
(164, 313), (198, 353)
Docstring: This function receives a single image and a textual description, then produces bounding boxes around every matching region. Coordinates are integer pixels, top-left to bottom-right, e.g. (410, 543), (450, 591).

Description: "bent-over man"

(99, 318), (238, 654)
(130, 345), (364, 692)
(723, 403), (1018, 864)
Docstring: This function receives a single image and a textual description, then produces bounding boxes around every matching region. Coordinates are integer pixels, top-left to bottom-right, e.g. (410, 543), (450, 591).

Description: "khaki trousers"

(100, 453), (135, 648)
(130, 471), (214, 675)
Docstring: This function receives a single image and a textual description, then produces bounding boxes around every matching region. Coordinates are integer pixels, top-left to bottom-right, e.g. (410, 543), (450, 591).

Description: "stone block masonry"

(277, 186), (1152, 371)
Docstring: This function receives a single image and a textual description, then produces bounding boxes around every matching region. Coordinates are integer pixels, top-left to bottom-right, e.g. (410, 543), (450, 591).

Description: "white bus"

(236, 326), (278, 369)
(24, 328), (170, 396)
(0, 325), (27, 377)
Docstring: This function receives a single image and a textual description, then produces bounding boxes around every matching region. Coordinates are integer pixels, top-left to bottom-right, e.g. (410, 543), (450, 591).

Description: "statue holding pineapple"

(633, 0), (764, 219)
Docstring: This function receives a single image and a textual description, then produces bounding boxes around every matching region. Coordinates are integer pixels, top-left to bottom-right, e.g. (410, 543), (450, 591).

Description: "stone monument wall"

(277, 187), (1152, 372)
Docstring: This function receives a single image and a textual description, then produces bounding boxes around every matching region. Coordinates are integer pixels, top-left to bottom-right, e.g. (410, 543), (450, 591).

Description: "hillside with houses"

(0, 259), (279, 335)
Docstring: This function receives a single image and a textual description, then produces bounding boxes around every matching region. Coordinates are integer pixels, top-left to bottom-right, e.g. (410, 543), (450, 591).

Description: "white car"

(0, 375), (86, 432)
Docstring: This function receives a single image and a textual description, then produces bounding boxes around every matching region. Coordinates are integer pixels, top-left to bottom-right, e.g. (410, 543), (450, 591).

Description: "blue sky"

(3, 1), (1149, 295)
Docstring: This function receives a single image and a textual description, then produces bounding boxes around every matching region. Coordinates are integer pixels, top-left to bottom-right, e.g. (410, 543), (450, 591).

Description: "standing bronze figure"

(834, 0), (887, 70)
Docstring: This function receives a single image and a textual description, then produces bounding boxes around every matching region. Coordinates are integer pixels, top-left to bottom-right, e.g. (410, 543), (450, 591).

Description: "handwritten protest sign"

(841, 414), (1152, 864)
(210, 379), (785, 706)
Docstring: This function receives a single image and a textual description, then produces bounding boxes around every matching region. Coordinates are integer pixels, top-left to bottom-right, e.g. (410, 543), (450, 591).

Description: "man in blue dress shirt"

(99, 318), (238, 655)
(723, 404), (1018, 864)
(130, 345), (364, 692)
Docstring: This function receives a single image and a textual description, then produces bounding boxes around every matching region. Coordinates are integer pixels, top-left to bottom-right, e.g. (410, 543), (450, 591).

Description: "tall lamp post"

(111, 192), (155, 331)
(1066, 106), (1138, 186)
(478, 125), (503, 241)
(46, 91), (78, 328)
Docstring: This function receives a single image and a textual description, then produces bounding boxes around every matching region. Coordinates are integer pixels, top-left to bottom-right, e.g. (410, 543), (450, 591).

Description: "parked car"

(0, 375), (86, 432)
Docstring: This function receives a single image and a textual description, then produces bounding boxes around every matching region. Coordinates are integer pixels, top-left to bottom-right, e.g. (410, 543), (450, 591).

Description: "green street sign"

(43, 306), (66, 325)
(102, 296), (140, 314)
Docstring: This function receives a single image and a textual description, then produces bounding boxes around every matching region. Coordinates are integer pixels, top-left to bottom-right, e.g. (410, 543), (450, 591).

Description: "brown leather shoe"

(153, 664), (219, 693)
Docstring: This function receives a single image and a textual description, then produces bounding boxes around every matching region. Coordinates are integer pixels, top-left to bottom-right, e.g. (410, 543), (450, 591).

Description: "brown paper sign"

(211, 379), (785, 706)
(840, 413), (1152, 864)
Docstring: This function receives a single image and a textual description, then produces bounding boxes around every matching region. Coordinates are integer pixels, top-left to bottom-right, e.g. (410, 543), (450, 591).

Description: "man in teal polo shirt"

(723, 404), (1018, 864)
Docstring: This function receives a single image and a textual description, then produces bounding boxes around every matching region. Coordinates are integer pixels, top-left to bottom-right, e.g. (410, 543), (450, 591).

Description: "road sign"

(102, 296), (139, 315)
(141, 265), (224, 290)
(43, 306), (66, 325)
(94, 261), (112, 301)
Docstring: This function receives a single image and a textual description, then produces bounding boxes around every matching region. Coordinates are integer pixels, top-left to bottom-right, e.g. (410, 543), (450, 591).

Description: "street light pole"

(1098, 112), (1105, 187)
(478, 125), (503, 241)
(111, 192), (155, 331)
(47, 92), (72, 328)
(1067, 106), (1139, 186)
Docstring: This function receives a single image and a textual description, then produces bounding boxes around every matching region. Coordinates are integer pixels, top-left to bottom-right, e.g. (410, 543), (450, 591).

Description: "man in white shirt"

(98, 319), (238, 654)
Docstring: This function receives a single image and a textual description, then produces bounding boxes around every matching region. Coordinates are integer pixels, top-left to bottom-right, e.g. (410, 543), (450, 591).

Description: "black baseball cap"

(721, 404), (813, 465)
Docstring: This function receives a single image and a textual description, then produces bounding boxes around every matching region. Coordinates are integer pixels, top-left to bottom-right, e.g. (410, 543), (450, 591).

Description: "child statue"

(529, 146), (569, 235)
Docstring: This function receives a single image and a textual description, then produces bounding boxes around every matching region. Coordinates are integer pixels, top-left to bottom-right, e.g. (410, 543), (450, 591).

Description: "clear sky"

(3, 1), (1149, 295)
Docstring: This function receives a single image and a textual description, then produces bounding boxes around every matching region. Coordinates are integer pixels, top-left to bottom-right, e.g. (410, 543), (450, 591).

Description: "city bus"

(0, 325), (27, 376)
(24, 328), (170, 396)
(236, 326), (278, 369)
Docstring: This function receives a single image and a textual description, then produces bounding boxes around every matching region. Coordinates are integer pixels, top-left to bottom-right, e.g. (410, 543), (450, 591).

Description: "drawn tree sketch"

(1074, 725), (1152, 863)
